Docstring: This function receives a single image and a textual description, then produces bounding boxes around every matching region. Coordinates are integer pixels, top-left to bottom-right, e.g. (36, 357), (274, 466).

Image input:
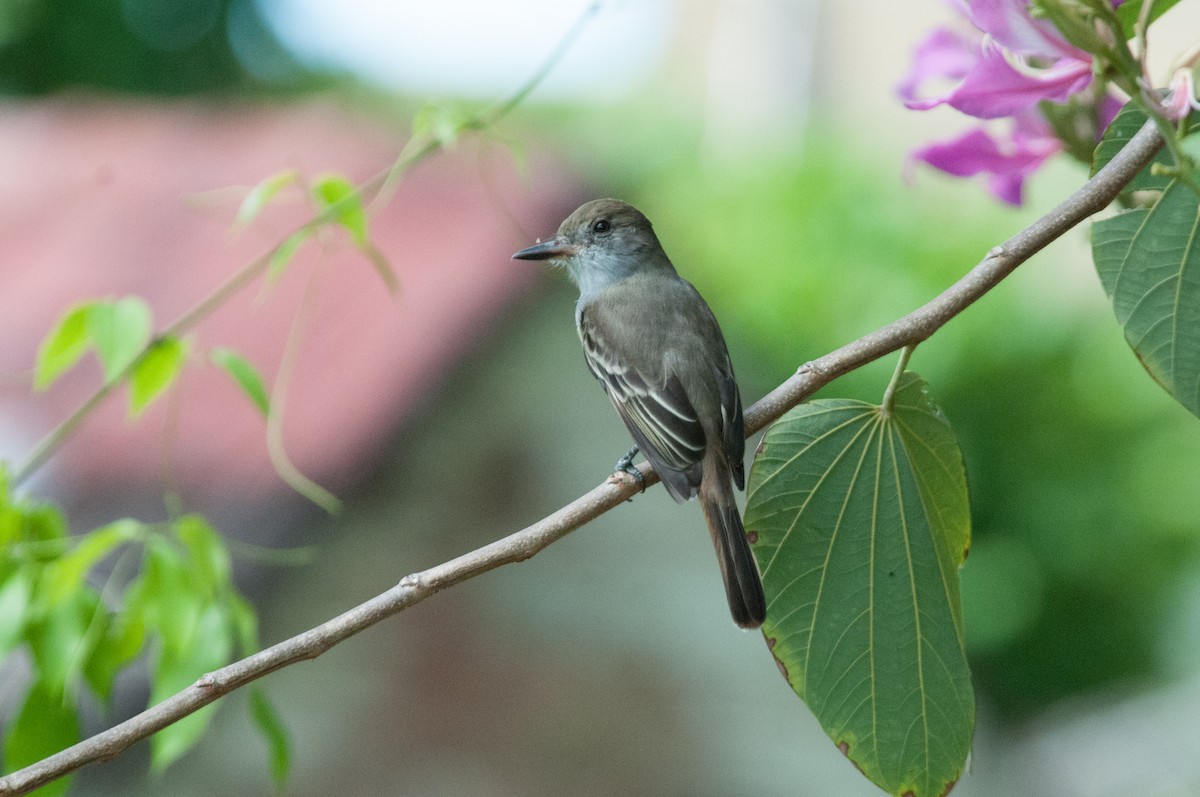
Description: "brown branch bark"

(0, 120), (1163, 796)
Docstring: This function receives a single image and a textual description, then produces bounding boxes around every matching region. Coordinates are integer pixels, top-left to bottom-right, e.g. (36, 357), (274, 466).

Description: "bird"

(512, 198), (766, 629)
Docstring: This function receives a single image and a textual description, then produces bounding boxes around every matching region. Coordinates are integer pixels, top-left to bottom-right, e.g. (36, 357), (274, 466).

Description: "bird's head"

(512, 199), (672, 294)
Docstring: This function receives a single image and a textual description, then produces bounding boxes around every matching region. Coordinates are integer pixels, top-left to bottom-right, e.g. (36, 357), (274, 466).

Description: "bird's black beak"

(512, 238), (577, 261)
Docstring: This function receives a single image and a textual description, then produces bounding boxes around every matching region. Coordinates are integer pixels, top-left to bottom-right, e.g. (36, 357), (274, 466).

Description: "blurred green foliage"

(0, 467), (288, 786)
(0, 0), (322, 95)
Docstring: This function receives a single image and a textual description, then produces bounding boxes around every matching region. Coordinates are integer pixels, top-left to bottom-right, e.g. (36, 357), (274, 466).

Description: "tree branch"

(0, 120), (1162, 796)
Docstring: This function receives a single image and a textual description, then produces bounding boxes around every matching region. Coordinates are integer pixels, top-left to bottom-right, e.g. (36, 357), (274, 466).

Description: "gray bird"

(513, 198), (766, 628)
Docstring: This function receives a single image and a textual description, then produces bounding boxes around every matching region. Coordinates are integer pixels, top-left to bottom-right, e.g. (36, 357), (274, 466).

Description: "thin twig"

(0, 120), (1163, 797)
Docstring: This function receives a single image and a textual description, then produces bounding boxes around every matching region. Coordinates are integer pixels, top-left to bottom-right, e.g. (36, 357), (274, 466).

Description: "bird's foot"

(608, 445), (644, 493)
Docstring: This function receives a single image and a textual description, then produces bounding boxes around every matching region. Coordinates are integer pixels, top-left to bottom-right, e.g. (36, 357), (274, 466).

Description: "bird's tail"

(700, 466), (766, 629)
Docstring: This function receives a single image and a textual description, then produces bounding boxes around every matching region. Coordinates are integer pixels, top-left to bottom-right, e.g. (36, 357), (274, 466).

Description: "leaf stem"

(881, 346), (915, 414)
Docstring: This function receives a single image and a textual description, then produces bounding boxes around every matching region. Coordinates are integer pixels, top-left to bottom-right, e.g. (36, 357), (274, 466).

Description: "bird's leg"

(612, 445), (644, 491)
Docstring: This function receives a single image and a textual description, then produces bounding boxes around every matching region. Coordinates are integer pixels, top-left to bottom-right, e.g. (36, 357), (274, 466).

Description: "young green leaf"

(312, 173), (368, 247)
(129, 336), (188, 416)
(87, 297), (153, 384)
(236, 170), (299, 228)
(411, 101), (470, 148)
(175, 514), (231, 596)
(250, 687), (292, 788)
(0, 570), (32, 659)
(41, 519), (142, 607)
(745, 372), (973, 797)
(83, 608), (146, 702)
(34, 302), (96, 390)
(137, 537), (200, 656)
(210, 347), (271, 417)
(3, 680), (80, 797)
(269, 228), (312, 282)
(149, 602), (232, 772)
(25, 588), (98, 690)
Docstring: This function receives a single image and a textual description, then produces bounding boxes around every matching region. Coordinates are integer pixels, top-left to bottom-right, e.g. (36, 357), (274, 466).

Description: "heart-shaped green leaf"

(745, 372), (973, 797)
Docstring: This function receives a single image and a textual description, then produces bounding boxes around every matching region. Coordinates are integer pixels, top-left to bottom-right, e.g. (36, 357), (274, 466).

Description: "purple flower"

(907, 113), (1060, 205)
(899, 0), (1120, 204)
(901, 1), (1094, 119)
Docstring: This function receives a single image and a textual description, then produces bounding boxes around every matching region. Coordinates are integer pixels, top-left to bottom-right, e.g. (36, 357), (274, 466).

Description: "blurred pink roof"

(0, 99), (576, 500)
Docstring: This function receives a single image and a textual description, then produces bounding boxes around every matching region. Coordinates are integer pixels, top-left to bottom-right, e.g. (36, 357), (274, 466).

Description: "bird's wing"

(717, 367), (745, 490)
(579, 307), (706, 500)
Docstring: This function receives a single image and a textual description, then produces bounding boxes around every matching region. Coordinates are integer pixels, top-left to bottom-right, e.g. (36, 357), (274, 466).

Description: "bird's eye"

(591, 219), (611, 234)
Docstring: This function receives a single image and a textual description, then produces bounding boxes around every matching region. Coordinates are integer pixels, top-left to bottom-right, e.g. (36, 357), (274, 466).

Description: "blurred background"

(2, 0), (1200, 795)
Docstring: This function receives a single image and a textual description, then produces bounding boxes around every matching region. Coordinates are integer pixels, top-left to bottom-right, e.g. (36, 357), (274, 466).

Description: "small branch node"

(798, 360), (823, 377)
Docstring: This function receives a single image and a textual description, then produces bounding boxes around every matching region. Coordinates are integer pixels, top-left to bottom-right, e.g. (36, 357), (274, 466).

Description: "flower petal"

(944, 39), (1092, 118)
(909, 122), (1059, 205)
(1098, 93), (1125, 132)
(966, 0), (1084, 60)
(897, 27), (980, 107)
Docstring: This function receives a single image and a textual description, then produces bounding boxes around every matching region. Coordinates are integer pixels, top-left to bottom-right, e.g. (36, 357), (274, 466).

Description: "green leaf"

(411, 101), (470, 148)
(129, 336), (188, 416)
(269, 228), (311, 281)
(249, 687), (292, 788)
(1115, 0), (1181, 37)
(83, 608), (146, 702)
(34, 303), (95, 390)
(210, 347), (271, 417)
(41, 519), (142, 607)
(149, 602), (232, 772)
(3, 680), (80, 797)
(312, 173), (368, 247)
(1092, 102), (1200, 194)
(745, 372), (974, 797)
(87, 297), (152, 384)
(1092, 104), (1200, 417)
(134, 533), (237, 771)
(1093, 176), (1200, 417)
(311, 173), (397, 291)
(0, 569), (32, 658)
(236, 170), (299, 228)
(229, 591), (260, 655)
(26, 590), (94, 686)
(130, 536), (196, 656)
(174, 515), (231, 596)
